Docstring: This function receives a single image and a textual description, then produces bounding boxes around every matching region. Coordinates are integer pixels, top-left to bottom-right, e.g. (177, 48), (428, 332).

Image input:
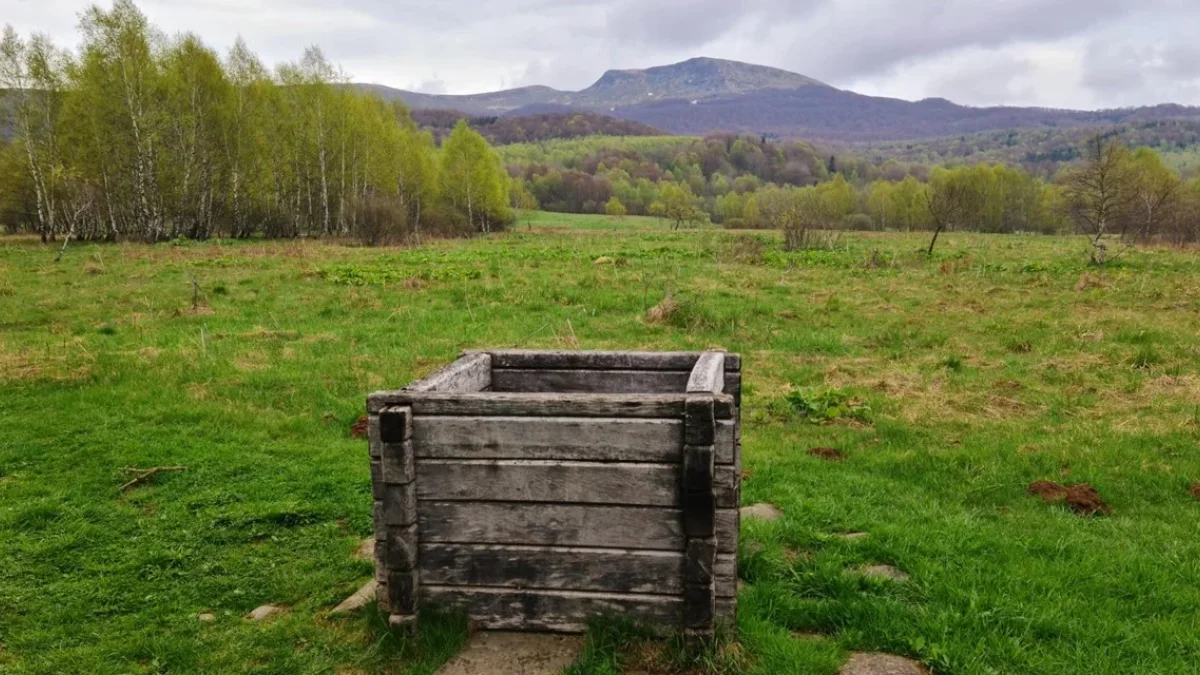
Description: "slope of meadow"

(1, 221), (1199, 674)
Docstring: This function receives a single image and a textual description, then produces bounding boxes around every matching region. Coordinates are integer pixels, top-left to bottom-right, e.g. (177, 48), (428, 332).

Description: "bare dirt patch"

(808, 447), (845, 461)
(839, 652), (930, 675)
(740, 503), (783, 521)
(1028, 480), (1112, 515)
(854, 564), (910, 582)
(1189, 483), (1200, 500)
(435, 632), (583, 675)
(350, 415), (369, 439)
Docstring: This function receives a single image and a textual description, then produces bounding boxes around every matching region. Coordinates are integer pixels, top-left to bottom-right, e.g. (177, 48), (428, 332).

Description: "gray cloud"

(7, 0), (1200, 108)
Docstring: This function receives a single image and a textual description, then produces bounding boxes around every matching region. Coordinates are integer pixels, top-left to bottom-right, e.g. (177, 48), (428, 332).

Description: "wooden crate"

(366, 350), (741, 635)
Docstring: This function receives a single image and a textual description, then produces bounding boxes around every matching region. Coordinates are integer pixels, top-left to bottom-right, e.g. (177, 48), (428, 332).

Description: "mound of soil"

(808, 447), (845, 461)
(350, 415), (369, 439)
(1028, 480), (1067, 501)
(1028, 480), (1112, 516)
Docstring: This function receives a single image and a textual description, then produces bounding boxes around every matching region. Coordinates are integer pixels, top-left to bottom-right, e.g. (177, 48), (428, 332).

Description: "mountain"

(359, 57), (1200, 143)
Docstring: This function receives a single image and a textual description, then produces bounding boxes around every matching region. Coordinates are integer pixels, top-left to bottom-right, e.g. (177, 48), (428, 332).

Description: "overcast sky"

(4, 0), (1199, 109)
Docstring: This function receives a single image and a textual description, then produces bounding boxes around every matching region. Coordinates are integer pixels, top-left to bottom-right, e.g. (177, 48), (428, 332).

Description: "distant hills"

(359, 56), (1200, 143)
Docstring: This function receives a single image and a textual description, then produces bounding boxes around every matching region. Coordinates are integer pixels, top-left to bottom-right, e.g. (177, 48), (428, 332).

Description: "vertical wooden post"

(682, 351), (725, 637)
(371, 405), (419, 630)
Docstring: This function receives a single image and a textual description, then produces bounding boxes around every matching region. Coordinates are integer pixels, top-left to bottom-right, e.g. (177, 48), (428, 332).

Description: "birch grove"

(0, 0), (512, 243)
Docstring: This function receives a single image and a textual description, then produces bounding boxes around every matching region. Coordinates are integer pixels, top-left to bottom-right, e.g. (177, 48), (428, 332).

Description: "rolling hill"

(359, 57), (1200, 143)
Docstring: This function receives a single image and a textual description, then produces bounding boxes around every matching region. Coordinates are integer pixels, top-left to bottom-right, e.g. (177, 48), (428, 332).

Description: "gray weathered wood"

(686, 352), (726, 394)
(422, 544), (680, 594)
(378, 483), (417, 525)
(414, 416), (684, 462)
(421, 544), (737, 597)
(491, 369), (690, 394)
(416, 459), (739, 508)
(420, 502), (738, 552)
(378, 406), (412, 443)
(414, 415), (738, 464)
(406, 352), (492, 393)
(373, 392), (721, 418)
(685, 396), (716, 446)
(485, 350), (740, 372)
(423, 586), (684, 633)
(380, 440), (415, 484)
(682, 445), (716, 536)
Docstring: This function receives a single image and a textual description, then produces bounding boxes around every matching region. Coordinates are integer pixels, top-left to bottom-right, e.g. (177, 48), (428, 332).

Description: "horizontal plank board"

(373, 392), (735, 419)
(415, 416), (738, 464)
(423, 585), (684, 633)
(420, 544), (736, 595)
(416, 459), (739, 508)
(414, 416), (684, 462)
(687, 352), (726, 394)
(491, 369), (690, 394)
(484, 350), (740, 372)
(419, 502), (738, 553)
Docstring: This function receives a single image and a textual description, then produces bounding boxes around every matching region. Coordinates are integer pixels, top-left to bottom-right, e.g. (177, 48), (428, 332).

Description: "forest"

(0, 0), (512, 244)
(504, 132), (1200, 248)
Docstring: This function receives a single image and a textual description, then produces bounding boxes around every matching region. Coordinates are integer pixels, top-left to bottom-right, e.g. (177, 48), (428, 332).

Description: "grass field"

(2, 219), (1200, 674)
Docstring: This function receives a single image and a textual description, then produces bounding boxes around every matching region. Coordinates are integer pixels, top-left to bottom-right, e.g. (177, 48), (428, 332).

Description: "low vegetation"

(2, 219), (1199, 674)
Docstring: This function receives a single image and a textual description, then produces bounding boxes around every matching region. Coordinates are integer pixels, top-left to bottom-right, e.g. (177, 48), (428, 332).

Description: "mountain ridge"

(356, 56), (1200, 143)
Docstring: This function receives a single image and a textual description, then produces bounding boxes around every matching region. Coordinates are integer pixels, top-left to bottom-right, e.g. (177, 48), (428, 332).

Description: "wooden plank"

(682, 445), (715, 536)
(686, 353), (726, 394)
(423, 586), (684, 633)
(414, 416), (685, 462)
(372, 392), (695, 418)
(715, 420), (735, 465)
(421, 544), (737, 597)
(406, 352), (492, 393)
(421, 544), (685, 594)
(378, 406), (412, 443)
(415, 416), (737, 464)
(485, 350), (740, 372)
(420, 502), (684, 550)
(415, 459), (739, 508)
(417, 460), (676, 506)
(491, 369), (690, 394)
(420, 502), (740, 552)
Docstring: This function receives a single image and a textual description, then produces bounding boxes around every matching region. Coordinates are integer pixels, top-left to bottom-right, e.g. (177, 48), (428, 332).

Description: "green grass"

(2, 220), (1200, 674)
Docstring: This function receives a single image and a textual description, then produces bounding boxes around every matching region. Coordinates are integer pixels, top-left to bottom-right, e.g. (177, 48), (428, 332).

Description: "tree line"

(504, 133), (1200, 253)
(0, 0), (512, 245)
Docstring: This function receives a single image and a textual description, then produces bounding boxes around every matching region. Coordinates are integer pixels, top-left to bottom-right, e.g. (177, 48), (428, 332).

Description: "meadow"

(2, 214), (1200, 674)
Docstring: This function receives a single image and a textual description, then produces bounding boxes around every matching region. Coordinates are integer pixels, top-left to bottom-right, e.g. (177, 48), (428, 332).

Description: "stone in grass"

(353, 538), (375, 560)
(197, 613), (216, 623)
(331, 580), (378, 615)
(434, 631), (584, 675)
(854, 564), (910, 582)
(838, 652), (930, 675)
(246, 604), (285, 621)
(740, 503), (783, 521)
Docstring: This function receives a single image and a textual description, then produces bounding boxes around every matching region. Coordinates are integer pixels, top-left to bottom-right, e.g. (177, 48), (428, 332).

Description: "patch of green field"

(1, 220), (1199, 674)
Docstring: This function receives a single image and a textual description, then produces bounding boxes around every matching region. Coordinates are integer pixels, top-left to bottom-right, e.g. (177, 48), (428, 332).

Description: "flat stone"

(838, 652), (930, 675)
(740, 503), (783, 521)
(435, 631), (584, 675)
(197, 613), (216, 623)
(331, 580), (378, 615)
(246, 604), (285, 621)
(353, 538), (375, 560)
(855, 564), (910, 582)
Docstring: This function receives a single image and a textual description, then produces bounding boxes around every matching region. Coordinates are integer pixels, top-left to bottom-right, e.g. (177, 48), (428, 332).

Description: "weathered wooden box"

(366, 350), (741, 634)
